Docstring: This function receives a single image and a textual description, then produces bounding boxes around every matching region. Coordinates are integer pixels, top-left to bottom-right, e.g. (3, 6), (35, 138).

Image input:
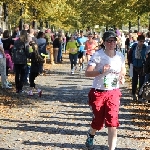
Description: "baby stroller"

(139, 50), (150, 103)
(139, 79), (150, 103)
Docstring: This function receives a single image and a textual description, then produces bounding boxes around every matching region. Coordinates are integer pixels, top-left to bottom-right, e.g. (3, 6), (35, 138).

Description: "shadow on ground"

(0, 66), (149, 149)
(22, 140), (137, 150)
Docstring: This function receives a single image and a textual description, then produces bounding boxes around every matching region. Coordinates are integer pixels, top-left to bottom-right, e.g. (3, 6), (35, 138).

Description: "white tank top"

(88, 49), (125, 90)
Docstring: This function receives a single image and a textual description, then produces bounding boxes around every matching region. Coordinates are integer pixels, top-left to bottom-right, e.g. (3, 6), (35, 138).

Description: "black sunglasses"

(106, 40), (116, 43)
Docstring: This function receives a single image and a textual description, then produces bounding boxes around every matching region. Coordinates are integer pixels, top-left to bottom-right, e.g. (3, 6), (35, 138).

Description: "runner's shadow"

(0, 149), (15, 150)
(22, 140), (137, 150)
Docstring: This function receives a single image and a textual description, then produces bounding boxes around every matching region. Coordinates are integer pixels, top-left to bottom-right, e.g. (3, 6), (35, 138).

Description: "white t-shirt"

(88, 49), (125, 90)
(121, 36), (126, 48)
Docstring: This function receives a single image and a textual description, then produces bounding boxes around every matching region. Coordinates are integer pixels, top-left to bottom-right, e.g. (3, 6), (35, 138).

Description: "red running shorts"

(88, 88), (122, 130)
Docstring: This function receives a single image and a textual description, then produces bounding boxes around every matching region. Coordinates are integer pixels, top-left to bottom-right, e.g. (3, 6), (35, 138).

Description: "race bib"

(103, 75), (119, 89)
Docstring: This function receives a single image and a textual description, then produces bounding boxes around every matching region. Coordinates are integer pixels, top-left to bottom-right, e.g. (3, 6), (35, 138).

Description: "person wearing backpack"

(37, 31), (46, 55)
(12, 30), (29, 93)
(28, 42), (44, 96)
(37, 31), (46, 74)
(128, 34), (147, 101)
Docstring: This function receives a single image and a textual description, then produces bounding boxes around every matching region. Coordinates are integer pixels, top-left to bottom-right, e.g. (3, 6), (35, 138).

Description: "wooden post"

(46, 44), (54, 65)
(50, 45), (54, 65)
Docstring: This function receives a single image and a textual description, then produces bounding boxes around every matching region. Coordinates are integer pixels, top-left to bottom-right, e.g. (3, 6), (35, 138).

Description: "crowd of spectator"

(0, 24), (150, 101)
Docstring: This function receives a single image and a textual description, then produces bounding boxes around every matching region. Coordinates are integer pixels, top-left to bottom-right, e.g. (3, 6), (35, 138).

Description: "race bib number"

(103, 76), (118, 88)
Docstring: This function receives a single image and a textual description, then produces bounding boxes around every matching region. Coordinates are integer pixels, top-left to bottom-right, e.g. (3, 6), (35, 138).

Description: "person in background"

(85, 33), (98, 62)
(62, 32), (66, 54)
(53, 35), (63, 64)
(143, 46), (150, 104)
(57, 34), (63, 63)
(125, 32), (133, 53)
(37, 31), (46, 55)
(11, 27), (20, 42)
(74, 31), (79, 40)
(24, 29), (37, 85)
(93, 32), (100, 44)
(128, 34), (147, 102)
(1, 30), (14, 87)
(126, 32), (138, 66)
(66, 36), (79, 74)
(45, 29), (51, 45)
(130, 36), (138, 48)
(45, 29), (54, 60)
(85, 31), (126, 150)
(116, 35), (121, 51)
(50, 30), (55, 42)
(0, 41), (9, 88)
(120, 32), (126, 56)
(12, 30), (29, 93)
(115, 28), (121, 37)
(28, 29), (37, 43)
(145, 31), (150, 46)
(86, 27), (91, 35)
(34, 29), (39, 39)
(144, 46), (150, 82)
(65, 32), (71, 53)
(127, 36), (138, 67)
(23, 24), (30, 33)
(77, 31), (87, 70)
(37, 31), (46, 74)
(28, 42), (44, 97)
(145, 32), (150, 60)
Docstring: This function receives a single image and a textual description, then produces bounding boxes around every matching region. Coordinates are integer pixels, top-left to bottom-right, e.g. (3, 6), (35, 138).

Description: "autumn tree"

(0, 0), (150, 31)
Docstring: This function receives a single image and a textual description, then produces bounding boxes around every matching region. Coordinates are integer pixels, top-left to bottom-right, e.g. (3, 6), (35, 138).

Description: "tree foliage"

(0, 0), (150, 30)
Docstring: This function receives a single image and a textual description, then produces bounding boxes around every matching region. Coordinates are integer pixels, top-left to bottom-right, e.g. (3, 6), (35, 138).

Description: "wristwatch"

(99, 69), (103, 74)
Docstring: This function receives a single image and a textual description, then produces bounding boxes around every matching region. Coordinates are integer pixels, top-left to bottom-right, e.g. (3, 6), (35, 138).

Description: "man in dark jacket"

(128, 34), (147, 101)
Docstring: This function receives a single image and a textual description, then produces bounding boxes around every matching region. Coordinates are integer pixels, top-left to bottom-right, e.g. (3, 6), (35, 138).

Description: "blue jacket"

(37, 38), (46, 55)
(131, 43), (147, 67)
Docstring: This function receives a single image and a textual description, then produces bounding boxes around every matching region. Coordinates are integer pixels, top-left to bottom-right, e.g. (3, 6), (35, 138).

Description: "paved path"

(0, 56), (150, 150)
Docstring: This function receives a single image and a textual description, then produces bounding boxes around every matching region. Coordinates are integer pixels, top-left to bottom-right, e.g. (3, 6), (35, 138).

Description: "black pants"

(6, 66), (9, 76)
(14, 64), (26, 91)
(132, 67), (145, 97)
(69, 53), (78, 69)
(29, 72), (39, 88)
